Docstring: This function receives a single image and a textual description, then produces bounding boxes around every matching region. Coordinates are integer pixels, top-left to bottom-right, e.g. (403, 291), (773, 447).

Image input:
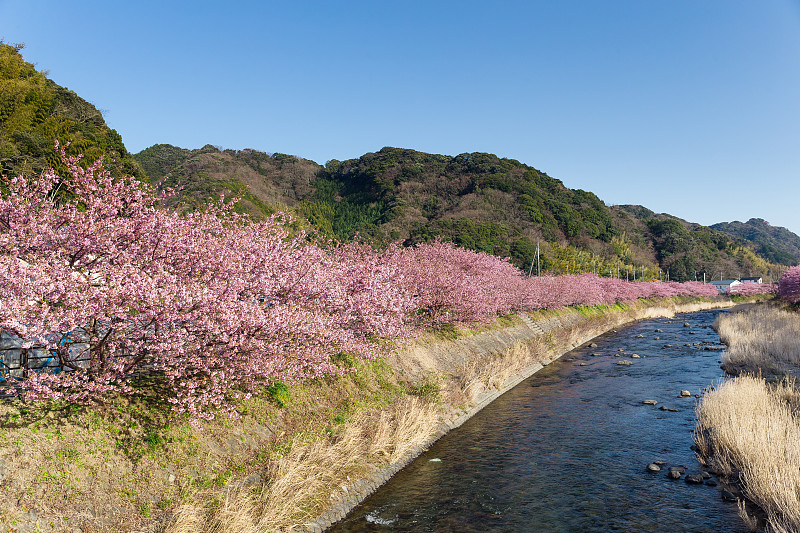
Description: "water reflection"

(331, 310), (746, 532)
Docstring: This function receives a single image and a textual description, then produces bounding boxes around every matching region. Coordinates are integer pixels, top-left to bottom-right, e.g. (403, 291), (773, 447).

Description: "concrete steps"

(517, 313), (546, 335)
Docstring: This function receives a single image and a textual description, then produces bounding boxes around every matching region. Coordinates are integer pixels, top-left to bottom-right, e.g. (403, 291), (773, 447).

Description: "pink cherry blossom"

(0, 148), (724, 421)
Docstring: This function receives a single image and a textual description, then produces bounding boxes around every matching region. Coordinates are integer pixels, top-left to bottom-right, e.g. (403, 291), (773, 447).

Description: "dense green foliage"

(712, 218), (800, 266)
(0, 43), (142, 179)
(139, 145), (791, 280)
(314, 148), (616, 243)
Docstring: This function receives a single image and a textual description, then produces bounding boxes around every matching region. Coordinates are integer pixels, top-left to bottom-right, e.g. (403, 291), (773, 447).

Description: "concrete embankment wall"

(302, 299), (733, 532)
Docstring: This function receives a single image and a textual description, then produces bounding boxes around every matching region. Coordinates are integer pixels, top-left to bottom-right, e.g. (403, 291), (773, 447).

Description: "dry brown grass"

(696, 376), (800, 533)
(715, 306), (800, 375)
(457, 338), (549, 399)
(163, 397), (441, 533)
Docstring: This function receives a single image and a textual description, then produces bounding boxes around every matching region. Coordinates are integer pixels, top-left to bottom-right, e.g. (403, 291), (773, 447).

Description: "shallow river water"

(330, 309), (747, 532)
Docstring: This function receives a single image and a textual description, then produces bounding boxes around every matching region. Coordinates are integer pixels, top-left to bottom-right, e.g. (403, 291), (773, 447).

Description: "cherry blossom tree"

(0, 148), (400, 420)
(778, 267), (800, 303)
(729, 282), (776, 297)
(0, 149), (727, 421)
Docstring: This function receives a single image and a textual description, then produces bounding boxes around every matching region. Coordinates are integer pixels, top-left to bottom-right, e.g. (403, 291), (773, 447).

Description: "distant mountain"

(5, 44), (785, 281)
(0, 43), (143, 180)
(137, 145), (787, 281)
(711, 218), (800, 266)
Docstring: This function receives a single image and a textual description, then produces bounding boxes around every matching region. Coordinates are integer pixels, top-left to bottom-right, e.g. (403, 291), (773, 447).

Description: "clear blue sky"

(3, 0), (800, 235)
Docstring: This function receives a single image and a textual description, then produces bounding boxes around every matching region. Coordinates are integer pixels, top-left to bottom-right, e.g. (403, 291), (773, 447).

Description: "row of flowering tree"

(0, 151), (720, 421)
(729, 282), (777, 297)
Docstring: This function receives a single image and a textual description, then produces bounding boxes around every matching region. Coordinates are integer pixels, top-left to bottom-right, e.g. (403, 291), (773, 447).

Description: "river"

(329, 309), (746, 532)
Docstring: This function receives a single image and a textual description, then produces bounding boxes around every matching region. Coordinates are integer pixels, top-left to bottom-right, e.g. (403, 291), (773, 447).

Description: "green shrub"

(266, 382), (291, 407)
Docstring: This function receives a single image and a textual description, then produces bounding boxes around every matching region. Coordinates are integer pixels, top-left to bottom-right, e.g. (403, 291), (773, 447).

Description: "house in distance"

(710, 279), (743, 294)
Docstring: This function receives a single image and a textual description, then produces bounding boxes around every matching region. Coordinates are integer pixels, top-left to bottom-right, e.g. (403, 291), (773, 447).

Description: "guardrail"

(0, 331), (91, 391)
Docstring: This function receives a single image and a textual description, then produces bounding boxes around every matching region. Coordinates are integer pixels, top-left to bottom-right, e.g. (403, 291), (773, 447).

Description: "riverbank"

(696, 303), (800, 533)
(0, 296), (733, 533)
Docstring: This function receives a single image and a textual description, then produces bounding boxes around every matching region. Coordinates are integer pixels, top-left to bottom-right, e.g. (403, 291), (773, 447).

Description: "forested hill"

(135, 143), (320, 216)
(711, 218), (800, 266)
(1, 42), (790, 281)
(136, 144), (790, 281)
(0, 43), (143, 179)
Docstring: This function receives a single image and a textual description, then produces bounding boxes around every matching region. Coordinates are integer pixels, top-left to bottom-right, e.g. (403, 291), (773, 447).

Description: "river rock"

(654, 461), (666, 466)
(701, 471), (712, 479)
(668, 408), (679, 412)
(684, 322), (691, 327)
(663, 344), (673, 348)
(669, 466), (686, 474)
(636, 334), (644, 338)
(589, 343), (598, 348)
(579, 362), (587, 366)
(655, 329), (663, 333)
(616, 360), (633, 365)
(631, 354), (640, 358)
(643, 400), (657, 405)
(667, 470), (682, 480)
(659, 405), (669, 411)
(706, 479), (718, 487)
(646, 463), (661, 473)
(654, 336), (660, 340)
(722, 489), (738, 502)
(685, 474), (704, 484)
(680, 390), (691, 397)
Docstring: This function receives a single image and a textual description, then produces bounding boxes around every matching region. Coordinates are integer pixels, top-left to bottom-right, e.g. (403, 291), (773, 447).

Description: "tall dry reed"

(164, 397), (441, 533)
(715, 306), (800, 375)
(697, 376), (800, 533)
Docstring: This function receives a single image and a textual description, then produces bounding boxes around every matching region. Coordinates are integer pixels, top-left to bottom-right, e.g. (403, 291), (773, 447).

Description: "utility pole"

(536, 240), (540, 277)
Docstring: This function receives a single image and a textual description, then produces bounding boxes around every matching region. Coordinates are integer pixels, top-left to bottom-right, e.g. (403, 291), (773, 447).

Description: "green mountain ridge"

(1, 43), (793, 281)
(711, 218), (800, 266)
(134, 144), (792, 281)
